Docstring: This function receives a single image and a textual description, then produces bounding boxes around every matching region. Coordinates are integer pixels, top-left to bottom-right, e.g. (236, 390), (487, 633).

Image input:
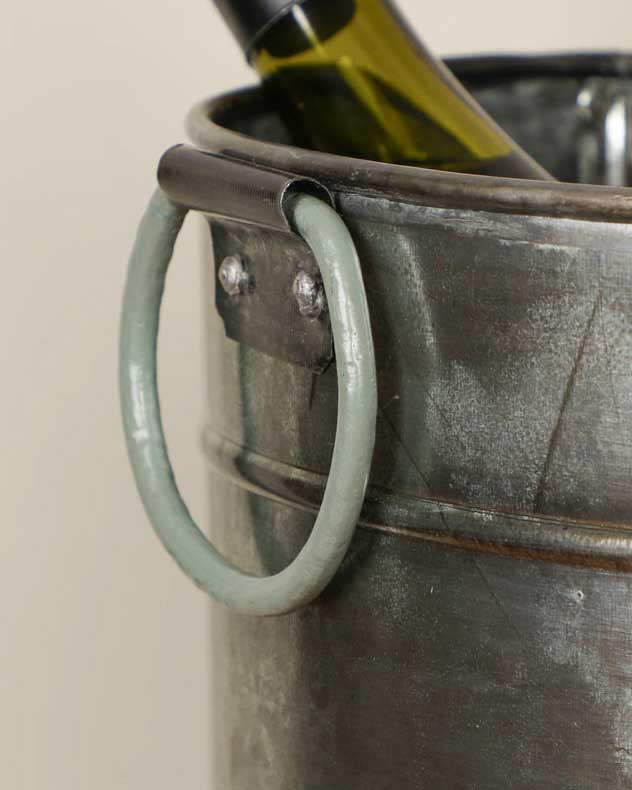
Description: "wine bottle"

(212, 0), (552, 179)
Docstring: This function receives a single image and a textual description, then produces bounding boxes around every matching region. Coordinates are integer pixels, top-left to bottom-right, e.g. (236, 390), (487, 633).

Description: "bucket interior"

(211, 53), (632, 186)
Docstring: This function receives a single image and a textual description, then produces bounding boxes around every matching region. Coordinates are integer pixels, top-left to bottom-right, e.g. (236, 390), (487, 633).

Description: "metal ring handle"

(120, 188), (377, 616)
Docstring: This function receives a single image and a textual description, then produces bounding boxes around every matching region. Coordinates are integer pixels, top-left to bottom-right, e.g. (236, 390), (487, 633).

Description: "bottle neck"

(251, 0), (514, 163)
(212, 0), (308, 59)
(213, 0), (551, 177)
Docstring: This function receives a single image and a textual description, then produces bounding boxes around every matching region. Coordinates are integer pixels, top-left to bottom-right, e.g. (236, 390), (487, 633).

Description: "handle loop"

(120, 188), (376, 615)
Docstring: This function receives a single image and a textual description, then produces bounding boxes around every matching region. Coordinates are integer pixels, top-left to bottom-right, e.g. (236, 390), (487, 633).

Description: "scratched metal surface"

(210, 197), (632, 528)
(208, 476), (632, 789)
(198, 55), (632, 787)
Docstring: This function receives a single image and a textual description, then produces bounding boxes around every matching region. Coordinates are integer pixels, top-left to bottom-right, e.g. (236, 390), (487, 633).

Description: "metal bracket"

(158, 145), (335, 372)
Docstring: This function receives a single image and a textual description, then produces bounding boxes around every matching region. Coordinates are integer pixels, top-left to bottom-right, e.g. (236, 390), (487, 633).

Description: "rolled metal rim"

(186, 52), (632, 224)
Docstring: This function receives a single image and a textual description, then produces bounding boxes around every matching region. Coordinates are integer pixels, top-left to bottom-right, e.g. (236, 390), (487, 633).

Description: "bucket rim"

(186, 51), (632, 224)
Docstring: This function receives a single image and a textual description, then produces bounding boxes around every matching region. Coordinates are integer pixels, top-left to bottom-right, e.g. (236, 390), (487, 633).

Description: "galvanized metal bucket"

(123, 54), (632, 788)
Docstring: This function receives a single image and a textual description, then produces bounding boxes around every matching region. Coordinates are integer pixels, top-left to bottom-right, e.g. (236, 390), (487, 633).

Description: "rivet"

(293, 271), (326, 319)
(218, 255), (252, 296)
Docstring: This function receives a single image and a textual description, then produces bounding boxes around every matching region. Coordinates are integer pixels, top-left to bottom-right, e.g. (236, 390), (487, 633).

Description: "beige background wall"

(3, 1), (630, 787)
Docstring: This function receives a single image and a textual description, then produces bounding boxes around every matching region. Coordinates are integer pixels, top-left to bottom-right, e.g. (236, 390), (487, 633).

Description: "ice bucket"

(122, 54), (632, 788)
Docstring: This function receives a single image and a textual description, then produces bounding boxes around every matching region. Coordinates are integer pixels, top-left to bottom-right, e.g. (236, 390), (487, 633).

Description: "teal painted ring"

(119, 189), (377, 616)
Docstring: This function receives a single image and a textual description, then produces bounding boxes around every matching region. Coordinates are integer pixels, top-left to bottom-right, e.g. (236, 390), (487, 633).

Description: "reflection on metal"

(605, 94), (628, 186)
(576, 77), (631, 186)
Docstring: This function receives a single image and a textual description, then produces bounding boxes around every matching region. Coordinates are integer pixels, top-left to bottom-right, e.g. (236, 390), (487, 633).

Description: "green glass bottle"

(213, 0), (552, 179)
